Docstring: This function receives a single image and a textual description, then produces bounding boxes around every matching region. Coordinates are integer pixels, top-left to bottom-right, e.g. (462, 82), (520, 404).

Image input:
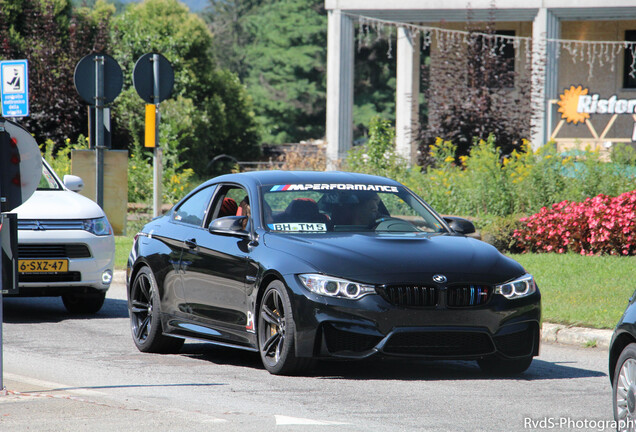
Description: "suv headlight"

(495, 274), (536, 299)
(83, 217), (113, 236)
(299, 274), (376, 300)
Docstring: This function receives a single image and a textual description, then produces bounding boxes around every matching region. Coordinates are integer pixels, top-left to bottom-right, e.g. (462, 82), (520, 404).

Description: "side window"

(207, 185), (250, 227)
(172, 185), (216, 226)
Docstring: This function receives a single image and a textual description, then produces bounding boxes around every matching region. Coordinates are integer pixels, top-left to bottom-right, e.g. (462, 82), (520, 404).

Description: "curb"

(114, 270), (613, 350)
(542, 323), (612, 350)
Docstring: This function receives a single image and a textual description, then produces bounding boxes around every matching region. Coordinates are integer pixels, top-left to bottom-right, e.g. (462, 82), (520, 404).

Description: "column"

(395, 26), (421, 165)
(326, 10), (354, 169)
(531, 8), (560, 150)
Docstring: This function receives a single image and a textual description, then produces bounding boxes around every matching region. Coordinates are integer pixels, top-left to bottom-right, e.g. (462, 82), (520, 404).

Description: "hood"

(12, 190), (105, 220)
(263, 232), (525, 286)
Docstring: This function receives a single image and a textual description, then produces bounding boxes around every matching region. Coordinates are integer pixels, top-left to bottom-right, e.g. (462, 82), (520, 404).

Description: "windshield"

(261, 184), (447, 234)
(37, 162), (63, 191)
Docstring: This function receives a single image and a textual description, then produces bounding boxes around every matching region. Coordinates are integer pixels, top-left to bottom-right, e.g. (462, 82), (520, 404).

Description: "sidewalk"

(542, 323), (613, 349)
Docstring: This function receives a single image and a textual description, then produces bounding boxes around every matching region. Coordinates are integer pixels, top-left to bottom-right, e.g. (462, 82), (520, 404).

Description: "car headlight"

(299, 274), (376, 300)
(495, 274), (536, 299)
(83, 217), (113, 236)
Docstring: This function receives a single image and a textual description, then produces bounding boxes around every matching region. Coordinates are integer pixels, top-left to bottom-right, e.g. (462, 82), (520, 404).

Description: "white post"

(396, 27), (420, 165)
(326, 10), (354, 169)
(531, 8), (560, 150)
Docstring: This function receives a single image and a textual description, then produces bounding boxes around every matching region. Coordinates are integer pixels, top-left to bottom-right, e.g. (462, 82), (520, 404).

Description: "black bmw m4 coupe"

(127, 171), (541, 375)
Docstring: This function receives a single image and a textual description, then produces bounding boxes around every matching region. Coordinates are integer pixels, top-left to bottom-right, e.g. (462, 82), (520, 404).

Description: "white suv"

(10, 159), (115, 313)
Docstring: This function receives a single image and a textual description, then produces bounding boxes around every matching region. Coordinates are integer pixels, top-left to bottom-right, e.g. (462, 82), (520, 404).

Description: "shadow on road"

(2, 297), (129, 323)
(179, 342), (607, 381)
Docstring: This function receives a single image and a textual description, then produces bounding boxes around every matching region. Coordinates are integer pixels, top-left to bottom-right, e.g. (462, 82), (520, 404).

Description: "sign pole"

(0, 223), (3, 394)
(152, 54), (162, 218)
(0, 125), (4, 393)
(95, 56), (105, 208)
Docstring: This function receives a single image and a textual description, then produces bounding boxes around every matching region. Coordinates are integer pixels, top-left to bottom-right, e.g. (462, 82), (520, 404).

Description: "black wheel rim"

(259, 288), (286, 365)
(616, 358), (636, 431)
(130, 272), (153, 344)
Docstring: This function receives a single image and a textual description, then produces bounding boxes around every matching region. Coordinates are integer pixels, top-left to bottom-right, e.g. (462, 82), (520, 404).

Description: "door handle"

(184, 238), (197, 249)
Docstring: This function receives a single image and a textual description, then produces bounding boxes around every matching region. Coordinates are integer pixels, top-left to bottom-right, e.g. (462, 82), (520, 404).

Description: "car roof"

(200, 170), (402, 189)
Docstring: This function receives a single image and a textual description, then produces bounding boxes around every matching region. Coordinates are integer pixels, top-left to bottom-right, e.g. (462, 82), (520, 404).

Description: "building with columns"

(325, 0), (636, 166)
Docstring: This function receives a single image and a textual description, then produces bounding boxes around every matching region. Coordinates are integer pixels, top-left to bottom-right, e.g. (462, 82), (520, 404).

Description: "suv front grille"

(18, 220), (86, 230)
(18, 244), (91, 259)
(377, 285), (437, 307)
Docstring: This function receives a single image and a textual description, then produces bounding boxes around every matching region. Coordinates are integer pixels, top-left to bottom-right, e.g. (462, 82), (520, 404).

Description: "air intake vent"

(383, 331), (494, 356)
(18, 244), (91, 259)
(19, 272), (82, 283)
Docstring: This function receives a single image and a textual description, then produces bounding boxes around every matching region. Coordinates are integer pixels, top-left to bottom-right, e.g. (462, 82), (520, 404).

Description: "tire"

(62, 290), (106, 314)
(613, 343), (636, 431)
(129, 266), (184, 354)
(257, 280), (311, 375)
(477, 355), (533, 375)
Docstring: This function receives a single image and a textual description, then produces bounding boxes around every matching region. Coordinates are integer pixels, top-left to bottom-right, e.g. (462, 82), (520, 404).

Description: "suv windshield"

(261, 184), (446, 233)
(37, 162), (62, 191)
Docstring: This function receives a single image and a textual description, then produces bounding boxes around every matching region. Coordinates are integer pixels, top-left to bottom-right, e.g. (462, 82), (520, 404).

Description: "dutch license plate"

(18, 259), (69, 273)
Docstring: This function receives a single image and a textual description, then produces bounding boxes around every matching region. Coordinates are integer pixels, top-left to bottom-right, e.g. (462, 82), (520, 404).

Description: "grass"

(510, 253), (636, 329)
(112, 235), (634, 329)
(115, 236), (134, 270)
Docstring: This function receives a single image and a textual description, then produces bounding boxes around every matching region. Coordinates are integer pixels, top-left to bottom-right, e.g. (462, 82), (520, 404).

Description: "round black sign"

(132, 53), (174, 104)
(74, 53), (123, 105)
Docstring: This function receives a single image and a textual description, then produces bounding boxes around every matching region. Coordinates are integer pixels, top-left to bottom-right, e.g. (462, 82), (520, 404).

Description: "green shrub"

(40, 136), (90, 177)
(127, 139), (154, 205)
(476, 215), (524, 252)
(345, 128), (636, 223)
(127, 137), (196, 205)
(611, 143), (636, 166)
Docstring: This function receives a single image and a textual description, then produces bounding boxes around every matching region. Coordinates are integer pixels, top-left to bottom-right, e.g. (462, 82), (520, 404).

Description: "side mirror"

(209, 216), (249, 238)
(443, 216), (476, 235)
(63, 174), (84, 192)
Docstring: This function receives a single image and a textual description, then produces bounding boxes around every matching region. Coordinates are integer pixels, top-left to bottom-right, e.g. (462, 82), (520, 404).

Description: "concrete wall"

(71, 150), (128, 236)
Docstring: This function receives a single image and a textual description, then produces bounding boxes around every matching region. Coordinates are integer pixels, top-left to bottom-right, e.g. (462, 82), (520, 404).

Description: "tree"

(204, 0), (265, 81)
(353, 37), (397, 140)
(0, 0), (113, 145)
(241, 0), (327, 144)
(206, 0), (400, 144)
(420, 19), (535, 164)
(110, 0), (261, 174)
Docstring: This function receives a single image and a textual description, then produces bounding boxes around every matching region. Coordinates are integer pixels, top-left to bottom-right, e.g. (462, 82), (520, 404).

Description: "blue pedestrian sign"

(1, 60), (29, 117)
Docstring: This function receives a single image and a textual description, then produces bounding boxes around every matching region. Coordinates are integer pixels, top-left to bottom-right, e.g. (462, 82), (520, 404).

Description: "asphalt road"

(0, 277), (614, 432)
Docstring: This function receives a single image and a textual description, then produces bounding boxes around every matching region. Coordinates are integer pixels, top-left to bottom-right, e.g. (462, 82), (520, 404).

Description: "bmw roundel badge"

(432, 274), (447, 284)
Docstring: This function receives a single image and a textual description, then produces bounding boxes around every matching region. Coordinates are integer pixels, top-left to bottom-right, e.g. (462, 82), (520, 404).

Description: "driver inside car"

(331, 191), (383, 227)
(350, 191), (381, 226)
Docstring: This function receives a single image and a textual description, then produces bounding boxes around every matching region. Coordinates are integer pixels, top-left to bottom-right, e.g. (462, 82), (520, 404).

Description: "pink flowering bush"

(513, 190), (636, 256)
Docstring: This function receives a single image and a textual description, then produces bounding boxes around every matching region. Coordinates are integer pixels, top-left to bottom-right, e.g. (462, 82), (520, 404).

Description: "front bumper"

(283, 274), (541, 360)
(11, 230), (115, 295)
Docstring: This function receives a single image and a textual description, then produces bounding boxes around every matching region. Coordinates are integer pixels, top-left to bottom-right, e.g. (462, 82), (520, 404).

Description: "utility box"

(71, 149), (128, 235)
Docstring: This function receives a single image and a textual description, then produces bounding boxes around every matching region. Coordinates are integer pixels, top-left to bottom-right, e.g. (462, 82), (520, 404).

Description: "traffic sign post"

(0, 60), (29, 118)
(74, 53), (123, 209)
(133, 53), (174, 218)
